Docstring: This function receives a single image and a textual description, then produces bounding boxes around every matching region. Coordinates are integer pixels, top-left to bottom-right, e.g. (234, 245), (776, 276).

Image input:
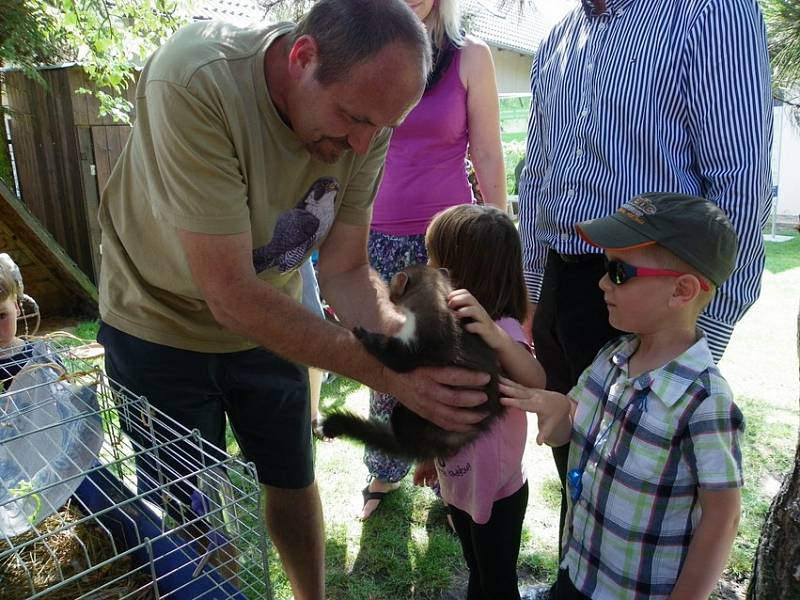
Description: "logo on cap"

(618, 195), (657, 225)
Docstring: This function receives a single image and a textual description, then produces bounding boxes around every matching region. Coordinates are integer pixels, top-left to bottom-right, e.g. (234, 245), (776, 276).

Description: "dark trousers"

(449, 482), (529, 600)
(532, 251), (621, 556)
(98, 322), (314, 517)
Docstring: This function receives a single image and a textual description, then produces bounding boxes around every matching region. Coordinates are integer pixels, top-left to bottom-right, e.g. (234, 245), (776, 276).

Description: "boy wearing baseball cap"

(502, 193), (745, 599)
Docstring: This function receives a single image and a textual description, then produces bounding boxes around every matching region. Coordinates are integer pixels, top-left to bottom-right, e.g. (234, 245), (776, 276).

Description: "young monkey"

(320, 264), (501, 459)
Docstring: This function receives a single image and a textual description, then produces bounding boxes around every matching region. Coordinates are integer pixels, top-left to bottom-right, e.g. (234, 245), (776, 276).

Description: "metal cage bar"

(0, 340), (273, 599)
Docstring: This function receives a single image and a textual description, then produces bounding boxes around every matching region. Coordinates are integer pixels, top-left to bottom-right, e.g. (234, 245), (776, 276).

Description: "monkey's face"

(388, 266), (451, 304)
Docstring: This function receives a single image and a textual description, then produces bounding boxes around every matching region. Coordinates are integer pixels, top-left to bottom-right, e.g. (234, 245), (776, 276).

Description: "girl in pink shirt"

(361, 0), (507, 520)
(415, 205), (546, 599)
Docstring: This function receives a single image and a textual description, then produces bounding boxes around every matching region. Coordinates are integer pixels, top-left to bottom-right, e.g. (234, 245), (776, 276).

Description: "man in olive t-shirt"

(97, 1), (491, 597)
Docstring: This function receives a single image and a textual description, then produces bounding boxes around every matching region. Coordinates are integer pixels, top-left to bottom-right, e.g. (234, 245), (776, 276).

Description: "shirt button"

(576, 148), (584, 157)
(586, 63), (593, 71)
(560, 232), (569, 241)
(580, 109), (589, 117)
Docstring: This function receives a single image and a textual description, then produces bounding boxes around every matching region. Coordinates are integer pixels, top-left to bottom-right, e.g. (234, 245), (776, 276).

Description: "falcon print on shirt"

(252, 177), (338, 273)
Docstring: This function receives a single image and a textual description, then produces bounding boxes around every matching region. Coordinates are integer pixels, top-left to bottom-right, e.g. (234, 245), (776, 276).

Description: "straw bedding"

(0, 501), (154, 599)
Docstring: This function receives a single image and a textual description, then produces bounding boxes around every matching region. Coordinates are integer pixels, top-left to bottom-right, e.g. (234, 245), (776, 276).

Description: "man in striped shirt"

(518, 0), (772, 559)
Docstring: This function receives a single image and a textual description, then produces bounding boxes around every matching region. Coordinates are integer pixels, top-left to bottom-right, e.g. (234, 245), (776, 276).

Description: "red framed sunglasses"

(604, 257), (710, 291)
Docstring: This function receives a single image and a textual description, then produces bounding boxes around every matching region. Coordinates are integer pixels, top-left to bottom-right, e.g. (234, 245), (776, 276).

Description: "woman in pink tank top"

(361, 0), (507, 520)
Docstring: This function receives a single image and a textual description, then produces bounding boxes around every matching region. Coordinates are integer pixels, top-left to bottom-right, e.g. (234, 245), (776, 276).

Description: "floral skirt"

(364, 231), (428, 482)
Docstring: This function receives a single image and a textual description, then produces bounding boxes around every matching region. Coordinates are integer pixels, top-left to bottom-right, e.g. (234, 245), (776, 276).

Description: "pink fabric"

(435, 318), (529, 524)
(370, 48), (473, 236)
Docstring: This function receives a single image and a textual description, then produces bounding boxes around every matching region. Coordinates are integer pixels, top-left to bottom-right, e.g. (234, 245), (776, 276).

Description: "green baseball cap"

(575, 192), (738, 287)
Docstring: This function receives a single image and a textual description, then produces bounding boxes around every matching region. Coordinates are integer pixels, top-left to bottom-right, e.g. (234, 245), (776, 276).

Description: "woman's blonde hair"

(427, 0), (464, 49)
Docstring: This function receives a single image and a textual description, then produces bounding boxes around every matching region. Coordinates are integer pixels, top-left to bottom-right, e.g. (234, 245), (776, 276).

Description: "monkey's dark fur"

(320, 265), (501, 460)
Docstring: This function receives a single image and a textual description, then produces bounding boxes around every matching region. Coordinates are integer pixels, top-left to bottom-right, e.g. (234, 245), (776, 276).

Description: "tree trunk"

(747, 302), (800, 598)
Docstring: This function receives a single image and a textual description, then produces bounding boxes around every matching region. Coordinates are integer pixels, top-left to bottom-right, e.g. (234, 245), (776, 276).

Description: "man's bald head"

(291, 0), (432, 86)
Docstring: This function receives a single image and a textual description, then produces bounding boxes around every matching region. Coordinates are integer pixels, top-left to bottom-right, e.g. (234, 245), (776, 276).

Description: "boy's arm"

(668, 487), (741, 600)
(498, 377), (574, 446)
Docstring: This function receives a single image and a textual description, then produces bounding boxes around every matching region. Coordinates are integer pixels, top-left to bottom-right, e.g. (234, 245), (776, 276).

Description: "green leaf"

(93, 36), (113, 53)
(2, 0), (192, 122)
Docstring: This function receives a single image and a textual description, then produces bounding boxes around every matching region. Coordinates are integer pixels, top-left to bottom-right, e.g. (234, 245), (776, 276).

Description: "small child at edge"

(0, 254), (34, 390)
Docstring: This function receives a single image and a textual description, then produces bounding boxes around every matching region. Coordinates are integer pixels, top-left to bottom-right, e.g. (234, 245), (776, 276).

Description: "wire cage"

(0, 339), (273, 599)
(16, 294), (41, 338)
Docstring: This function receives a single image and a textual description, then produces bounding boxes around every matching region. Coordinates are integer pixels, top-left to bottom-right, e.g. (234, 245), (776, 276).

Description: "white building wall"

(490, 60), (800, 223)
(490, 48), (533, 95)
(773, 104), (800, 219)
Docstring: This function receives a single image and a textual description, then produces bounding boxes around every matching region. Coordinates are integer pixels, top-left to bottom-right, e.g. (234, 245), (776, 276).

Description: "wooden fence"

(3, 65), (134, 284)
(0, 179), (97, 317)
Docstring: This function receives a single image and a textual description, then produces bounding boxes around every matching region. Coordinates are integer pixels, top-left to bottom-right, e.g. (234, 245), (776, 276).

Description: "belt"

(550, 249), (600, 264)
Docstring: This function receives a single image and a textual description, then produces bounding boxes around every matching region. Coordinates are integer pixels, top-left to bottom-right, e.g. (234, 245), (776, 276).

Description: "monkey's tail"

(320, 411), (421, 460)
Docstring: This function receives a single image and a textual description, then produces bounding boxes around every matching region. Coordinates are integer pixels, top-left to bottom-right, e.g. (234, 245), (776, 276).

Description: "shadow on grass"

(322, 483), (466, 599)
(324, 533), (354, 600)
(726, 395), (796, 582)
(350, 487), (414, 598)
(422, 501), (469, 599)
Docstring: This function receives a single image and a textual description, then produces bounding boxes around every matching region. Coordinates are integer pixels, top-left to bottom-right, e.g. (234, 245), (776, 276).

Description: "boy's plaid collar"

(606, 332), (715, 408)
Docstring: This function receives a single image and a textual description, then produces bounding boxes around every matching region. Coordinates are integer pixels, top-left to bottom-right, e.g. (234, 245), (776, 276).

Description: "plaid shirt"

(562, 333), (744, 599)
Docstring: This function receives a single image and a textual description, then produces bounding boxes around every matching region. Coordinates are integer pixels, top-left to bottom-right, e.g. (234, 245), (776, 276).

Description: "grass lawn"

(764, 225), (800, 273)
(65, 234), (799, 599)
(278, 383), (562, 599)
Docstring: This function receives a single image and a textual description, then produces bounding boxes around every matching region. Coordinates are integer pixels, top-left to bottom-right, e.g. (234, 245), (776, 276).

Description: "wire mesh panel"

(0, 340), (273, 599)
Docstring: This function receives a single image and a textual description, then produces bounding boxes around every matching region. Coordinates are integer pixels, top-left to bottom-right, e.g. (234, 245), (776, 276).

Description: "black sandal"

(361, 485), (389, 518)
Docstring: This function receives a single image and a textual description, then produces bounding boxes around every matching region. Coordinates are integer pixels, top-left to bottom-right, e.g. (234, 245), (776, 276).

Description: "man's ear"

(669, 274), (702, 308)
(287, 35), (318, 79)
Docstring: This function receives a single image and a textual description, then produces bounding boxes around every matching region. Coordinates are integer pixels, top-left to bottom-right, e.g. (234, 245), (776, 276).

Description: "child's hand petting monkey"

(448, 289), (546, 390)
(447, 289), (507, 350)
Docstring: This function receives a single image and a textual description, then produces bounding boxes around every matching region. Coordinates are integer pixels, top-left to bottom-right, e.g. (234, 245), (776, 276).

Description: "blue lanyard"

(568, 366), (649, 502)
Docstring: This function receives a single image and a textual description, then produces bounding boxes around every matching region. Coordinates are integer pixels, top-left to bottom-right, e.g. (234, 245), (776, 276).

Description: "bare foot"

(360, 479), (401, 520)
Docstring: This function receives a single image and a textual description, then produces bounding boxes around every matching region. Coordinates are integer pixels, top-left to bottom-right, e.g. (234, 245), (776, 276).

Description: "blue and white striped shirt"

(518, 0), (773, 361)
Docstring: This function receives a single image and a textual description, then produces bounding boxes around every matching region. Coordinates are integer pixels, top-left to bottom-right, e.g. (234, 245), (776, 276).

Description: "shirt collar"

(581, 0), (638, 18)
(607, 332), (715, 408)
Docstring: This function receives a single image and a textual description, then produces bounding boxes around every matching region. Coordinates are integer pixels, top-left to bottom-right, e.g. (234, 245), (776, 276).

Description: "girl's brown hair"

(426, 204), (528, 321)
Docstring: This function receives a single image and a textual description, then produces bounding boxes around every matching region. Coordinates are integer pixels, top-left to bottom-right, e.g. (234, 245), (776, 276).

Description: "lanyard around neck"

(574, 365), (649, 478)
